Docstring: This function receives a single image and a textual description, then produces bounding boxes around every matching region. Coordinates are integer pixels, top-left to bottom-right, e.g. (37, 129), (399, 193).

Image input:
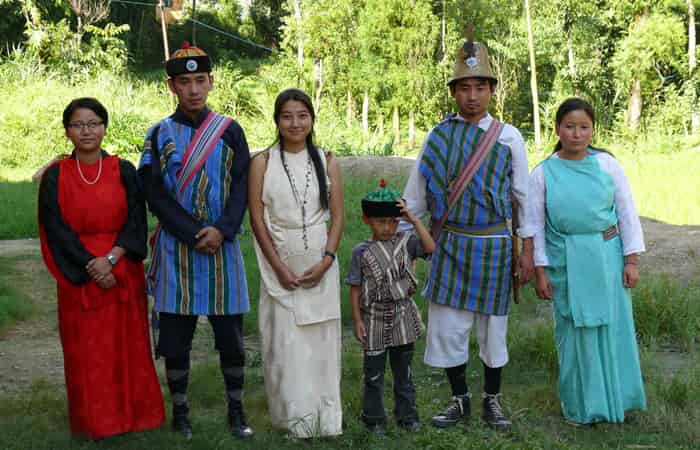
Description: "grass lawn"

(0, 174), (699, 449)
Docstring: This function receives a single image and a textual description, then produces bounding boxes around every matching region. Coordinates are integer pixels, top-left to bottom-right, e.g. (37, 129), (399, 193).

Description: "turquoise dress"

(543, 153), (646, 424)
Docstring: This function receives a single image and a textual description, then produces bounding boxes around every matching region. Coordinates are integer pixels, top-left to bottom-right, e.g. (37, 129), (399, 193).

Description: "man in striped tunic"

(138, 43), (253, 440)
(402, 37), (533, 431)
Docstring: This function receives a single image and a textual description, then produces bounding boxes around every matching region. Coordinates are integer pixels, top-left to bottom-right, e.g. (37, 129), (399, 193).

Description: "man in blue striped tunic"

(138, 43), (253, 440)
(402, 37), (533, 431)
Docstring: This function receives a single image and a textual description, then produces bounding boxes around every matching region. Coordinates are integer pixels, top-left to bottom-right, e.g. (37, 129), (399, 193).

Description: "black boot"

(172, 414), (193, 440)
(431, 393), (471, 428)
(482, 393), (511, 432)
(229, 408), (254, 439)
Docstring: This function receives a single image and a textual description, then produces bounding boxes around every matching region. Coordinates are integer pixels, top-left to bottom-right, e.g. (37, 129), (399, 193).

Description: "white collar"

(456, 112), (493, 130)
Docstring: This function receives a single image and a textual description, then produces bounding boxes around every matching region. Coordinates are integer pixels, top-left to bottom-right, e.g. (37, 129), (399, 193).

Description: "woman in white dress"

(248, 88), (345, 438)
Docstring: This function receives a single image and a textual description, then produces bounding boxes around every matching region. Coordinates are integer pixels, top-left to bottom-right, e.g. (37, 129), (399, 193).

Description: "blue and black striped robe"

(420, 115), (514, 316)
(138, 107), (250, 315)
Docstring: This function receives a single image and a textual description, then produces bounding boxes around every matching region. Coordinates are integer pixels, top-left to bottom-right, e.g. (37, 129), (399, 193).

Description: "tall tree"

(612, 11), (685, 133)
(689, 0), (698, 133)
(524, 0), (541, 146)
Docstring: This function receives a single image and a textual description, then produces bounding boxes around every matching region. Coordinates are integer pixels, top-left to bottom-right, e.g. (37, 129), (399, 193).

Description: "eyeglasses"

(67, 121), (104, 131)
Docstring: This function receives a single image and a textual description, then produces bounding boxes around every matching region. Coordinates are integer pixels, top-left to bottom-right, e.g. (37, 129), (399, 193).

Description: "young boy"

(345, 180), (436, 434)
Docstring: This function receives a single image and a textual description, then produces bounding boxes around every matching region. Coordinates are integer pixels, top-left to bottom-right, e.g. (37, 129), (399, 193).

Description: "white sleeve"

(398, 132), (432, 232)
(501, 125), (529, 237)
(597, 153), (645, 255)
(527, 164), (549, 267)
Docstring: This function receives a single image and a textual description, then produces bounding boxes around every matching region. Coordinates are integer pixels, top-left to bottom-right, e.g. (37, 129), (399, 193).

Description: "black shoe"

(172, 415), (193, 440)
(398, 420), (422, 432)
(431, 393), (471, 428)
(482, 393), (511, 432)
(229, 411), (254, 439)
(366, 423), (386, 436)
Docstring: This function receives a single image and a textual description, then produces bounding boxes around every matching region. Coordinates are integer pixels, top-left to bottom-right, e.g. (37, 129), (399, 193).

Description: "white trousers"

(424, 302), (509, 369)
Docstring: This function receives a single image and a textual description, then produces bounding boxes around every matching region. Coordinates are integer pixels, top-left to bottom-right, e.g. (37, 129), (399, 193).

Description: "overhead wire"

(110, 0), (275, 53)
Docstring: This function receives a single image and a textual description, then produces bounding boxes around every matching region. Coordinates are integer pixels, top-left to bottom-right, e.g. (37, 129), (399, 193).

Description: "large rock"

(337, 156), (415, 180)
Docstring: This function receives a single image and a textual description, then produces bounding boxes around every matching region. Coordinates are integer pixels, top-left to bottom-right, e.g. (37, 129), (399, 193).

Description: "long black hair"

(273, 88), (328, 210)
(62, 97), (109, 129)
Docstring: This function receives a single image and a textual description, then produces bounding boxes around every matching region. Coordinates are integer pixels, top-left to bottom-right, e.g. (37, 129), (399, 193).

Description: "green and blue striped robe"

(139, 108), (250, 315)
(420, 115), (513, 315)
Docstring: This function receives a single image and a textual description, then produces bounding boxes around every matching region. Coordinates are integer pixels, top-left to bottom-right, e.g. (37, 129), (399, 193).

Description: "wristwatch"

(106, 253), (117, 266)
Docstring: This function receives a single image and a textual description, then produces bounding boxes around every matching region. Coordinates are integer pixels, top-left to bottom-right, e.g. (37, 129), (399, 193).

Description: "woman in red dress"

(38, 97), (165, 439)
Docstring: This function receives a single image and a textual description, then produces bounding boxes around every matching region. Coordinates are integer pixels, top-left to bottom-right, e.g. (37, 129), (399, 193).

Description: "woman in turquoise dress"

(526, 98), (646, 425)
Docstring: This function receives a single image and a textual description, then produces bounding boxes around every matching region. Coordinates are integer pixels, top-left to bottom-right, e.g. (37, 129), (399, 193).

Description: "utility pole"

(159, 0), (174, 110)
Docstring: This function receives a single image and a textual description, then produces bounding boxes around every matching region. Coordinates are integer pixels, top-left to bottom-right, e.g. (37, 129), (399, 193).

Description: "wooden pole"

(159, 1), (174, 111)
(393, 106), (400, 145)
(191, 0), (197, 46)
(362, 91), (369, 137)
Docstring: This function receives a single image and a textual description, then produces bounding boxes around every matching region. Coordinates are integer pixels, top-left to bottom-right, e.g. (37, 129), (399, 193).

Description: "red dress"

(39, 155), (165, 439)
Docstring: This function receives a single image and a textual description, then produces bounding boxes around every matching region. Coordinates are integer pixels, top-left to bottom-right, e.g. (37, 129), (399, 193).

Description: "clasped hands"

(86, 257), (116, 289)
(194, 226), (224, 255)
(275, 257), (332, 291)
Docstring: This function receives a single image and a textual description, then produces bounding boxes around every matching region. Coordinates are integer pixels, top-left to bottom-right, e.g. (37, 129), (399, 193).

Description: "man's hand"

(194, 226), (224, 254)
(517, 253), (534, 285)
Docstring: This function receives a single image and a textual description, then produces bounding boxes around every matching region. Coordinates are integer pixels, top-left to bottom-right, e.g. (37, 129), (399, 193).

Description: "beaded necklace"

(280, 148), (313, 250)
(76, 154), (102, 185)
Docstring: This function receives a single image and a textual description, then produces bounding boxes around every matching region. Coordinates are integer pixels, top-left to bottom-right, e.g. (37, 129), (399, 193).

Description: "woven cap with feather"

(448, 26), (497, 85)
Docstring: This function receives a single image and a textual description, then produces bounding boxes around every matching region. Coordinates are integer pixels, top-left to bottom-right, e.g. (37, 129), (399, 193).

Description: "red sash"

(430, 118), (504, 240)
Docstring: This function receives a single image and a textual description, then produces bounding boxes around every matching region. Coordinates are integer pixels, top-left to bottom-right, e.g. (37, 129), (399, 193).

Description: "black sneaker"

(482, 393), (511, 432)
(366, 423), (386, 436)
(398, 420), (422, 432)
(172, 415), (193, 440)
(431, 393), (471, 428)
(229, 411), (254, 439)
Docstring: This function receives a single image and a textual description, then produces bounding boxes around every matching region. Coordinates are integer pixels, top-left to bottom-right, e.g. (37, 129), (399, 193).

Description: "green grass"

(0, 284), (698, 449)
(1, 175), (699, 449)
(0, 257), (34, 334)
(0, 178), (38, 240)
(525, 147), (700, 226)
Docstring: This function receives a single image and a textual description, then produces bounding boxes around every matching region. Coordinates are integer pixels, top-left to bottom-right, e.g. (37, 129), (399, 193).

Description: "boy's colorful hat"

(166, 41), (212, 77)
(362, 179), (403, 217)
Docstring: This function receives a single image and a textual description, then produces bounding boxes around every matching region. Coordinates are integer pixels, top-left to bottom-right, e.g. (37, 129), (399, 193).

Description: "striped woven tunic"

(346, 232), (426, 352)
(418, 114), (519, 315)
(138, 107), (250, 315)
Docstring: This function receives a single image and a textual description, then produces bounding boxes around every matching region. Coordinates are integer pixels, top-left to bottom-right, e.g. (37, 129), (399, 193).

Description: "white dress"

(253, 145), (342, 438)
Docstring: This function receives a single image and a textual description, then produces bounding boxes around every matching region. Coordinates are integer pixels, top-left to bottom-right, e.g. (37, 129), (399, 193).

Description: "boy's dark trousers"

(362, 343), (418, 426)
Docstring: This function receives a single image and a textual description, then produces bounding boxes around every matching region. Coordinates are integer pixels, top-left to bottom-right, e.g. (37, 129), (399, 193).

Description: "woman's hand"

(86, 257), (112, 279)
(353, 319), (367, 346)
(298, 258), (332, 289)
(535, 267), (553, 300)
(96, 273), (117, 289)
(275, 264), (300, 290)
(623, 263), (639, 288)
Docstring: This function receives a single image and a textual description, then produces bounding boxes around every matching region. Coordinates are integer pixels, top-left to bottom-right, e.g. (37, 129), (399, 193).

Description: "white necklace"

(76, 154), (102, 185)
